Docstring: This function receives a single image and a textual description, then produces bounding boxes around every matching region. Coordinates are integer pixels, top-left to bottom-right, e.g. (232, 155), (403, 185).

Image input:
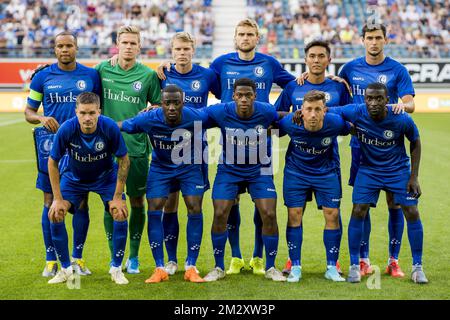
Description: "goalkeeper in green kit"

(95, 25), (161, 273)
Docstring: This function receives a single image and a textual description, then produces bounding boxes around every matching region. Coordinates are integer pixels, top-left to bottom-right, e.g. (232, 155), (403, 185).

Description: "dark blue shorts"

(147, 164), (205, 199)
(353, 168), (419, 207)
(60, 170), (124, 212)
(283, 168), (341, 209)
(212, 170), (276, 200)
(35, 154), (69, 193)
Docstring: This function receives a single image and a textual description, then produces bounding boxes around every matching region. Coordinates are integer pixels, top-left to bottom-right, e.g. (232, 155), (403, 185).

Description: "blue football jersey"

(274, 79), (351, 112)
(161, 64), (221, 109)
(338, 56), (415, 104)
(121, 107), (207, 171)
(210, 52), (295, 103)
(329, 104), (419, 172)
(50, 115), (127, 182)
(278, 113), (350, 175)
(27, 63), (101, 125)
(205, 101), (278, 176)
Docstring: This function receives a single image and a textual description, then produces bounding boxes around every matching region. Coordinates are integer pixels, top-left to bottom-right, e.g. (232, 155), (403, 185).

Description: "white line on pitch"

(0, 119), (24, 127)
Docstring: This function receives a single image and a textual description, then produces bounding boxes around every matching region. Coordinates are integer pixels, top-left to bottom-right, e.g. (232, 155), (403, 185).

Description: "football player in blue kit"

(159, 32), (221, 276)
(47, 92), (130, 285)
(24, 31), (100, 278)
(119, 85), (209, 283)
(275, 40), (351, 275)
(278, 90), (351, 283)
(338, 23), (416, 277)
(328, 83), (427, 284)
(203, 78), (290, 282)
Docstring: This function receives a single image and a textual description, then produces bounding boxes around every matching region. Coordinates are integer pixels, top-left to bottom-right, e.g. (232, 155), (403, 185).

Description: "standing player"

(338, 23), (416, 277)
(210, 19), (295, 275)
(159, 32), (220, 275)
(278, 90), (350, 282)
(24, 31), (100, 277)
(119, 85), (208, 283)
(47, 92), (130, 285)
(328, 83), (427, 284)
(96, 25), (161, 274)
(275, 40), (350, 274)
(158, 19), (295, 276)
(203, 78), (287, 282)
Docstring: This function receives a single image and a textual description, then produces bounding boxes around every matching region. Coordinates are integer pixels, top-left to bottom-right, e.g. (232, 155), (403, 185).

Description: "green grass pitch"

(0, 112), (449, 300)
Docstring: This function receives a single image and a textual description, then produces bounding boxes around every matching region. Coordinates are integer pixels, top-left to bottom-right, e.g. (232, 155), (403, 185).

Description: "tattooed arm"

(108, 154), (130, 221)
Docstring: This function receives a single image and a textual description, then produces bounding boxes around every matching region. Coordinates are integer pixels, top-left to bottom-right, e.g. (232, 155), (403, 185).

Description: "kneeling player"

(47, 92), (130, 285)
(278, 90), (349, 282)
(120, 85), (207, 283)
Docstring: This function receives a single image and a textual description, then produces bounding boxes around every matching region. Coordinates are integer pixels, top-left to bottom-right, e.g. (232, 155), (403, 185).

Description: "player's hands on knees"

(109, 198), (128, 221)
(296, 71), (309, 85)
(109, 54), (119, 67)
(407, 176), (422, 199)
(156, 60), (172, 80)
(40, 116), (60, 133)
(48, 199), (70, 222)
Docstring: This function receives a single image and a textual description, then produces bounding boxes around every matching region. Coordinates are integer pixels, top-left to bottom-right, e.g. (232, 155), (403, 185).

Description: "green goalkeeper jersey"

(95, 60), (161, 157)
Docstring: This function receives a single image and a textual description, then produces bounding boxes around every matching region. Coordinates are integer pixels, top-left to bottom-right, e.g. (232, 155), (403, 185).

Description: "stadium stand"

(0, 0), (448, 59)
(0, 0), (214, 59)
(246, 0), (450, 59)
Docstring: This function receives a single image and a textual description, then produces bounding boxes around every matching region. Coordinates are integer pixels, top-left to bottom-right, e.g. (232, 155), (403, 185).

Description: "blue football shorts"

(60, 169), (125, 212)
(147, 163), (205, 199)
(212, 169), (276, 200)
(283, 167), (342, 209)
(352, 168), (419, 207)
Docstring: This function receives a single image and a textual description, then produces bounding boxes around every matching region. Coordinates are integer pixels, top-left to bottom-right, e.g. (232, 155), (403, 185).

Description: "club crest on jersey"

(191, 80), (201, 91)
(183, 131), (192, 139)
(254, 66), (264, 77)
(95, 140), (105, 151)
(39, 139), (53, 154)
(132, 81), (142, 92)
(324, 92), (331, 102)
(383, 130), (394, 139)
(377, 75), (387, 84)
(76, 80), (86, 91)
(255, 125), (264, 135)
(321, 137), (332, 146)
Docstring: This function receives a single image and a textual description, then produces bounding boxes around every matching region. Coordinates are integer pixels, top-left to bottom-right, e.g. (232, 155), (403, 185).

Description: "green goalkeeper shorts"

(126, 156), (150, 198)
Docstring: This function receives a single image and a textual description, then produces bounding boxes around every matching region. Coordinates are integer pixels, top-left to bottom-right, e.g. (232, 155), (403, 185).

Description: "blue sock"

(227, 204), (242, 258)
(407, 220), (423, 266)
(388, 208), (404, 259)
(50, 221), (71, 268)
(112, 220), (128, 267)
(186, 213), (203, 266)
(41, 206), (56, 261)
(147, 210), (165, 267)
(324, 229), (341, 266)
(72, 208), (89, 259)
(360, 209), (371, 258)
(262, 234), (279, 270)
(286, 226), (302, 266)
(338, 210), (343, 245)
(212, 231), (228, 270)
(162, 212), (179, 263)
(252, 207), (264, 258)
(348, 217), (364, 266)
